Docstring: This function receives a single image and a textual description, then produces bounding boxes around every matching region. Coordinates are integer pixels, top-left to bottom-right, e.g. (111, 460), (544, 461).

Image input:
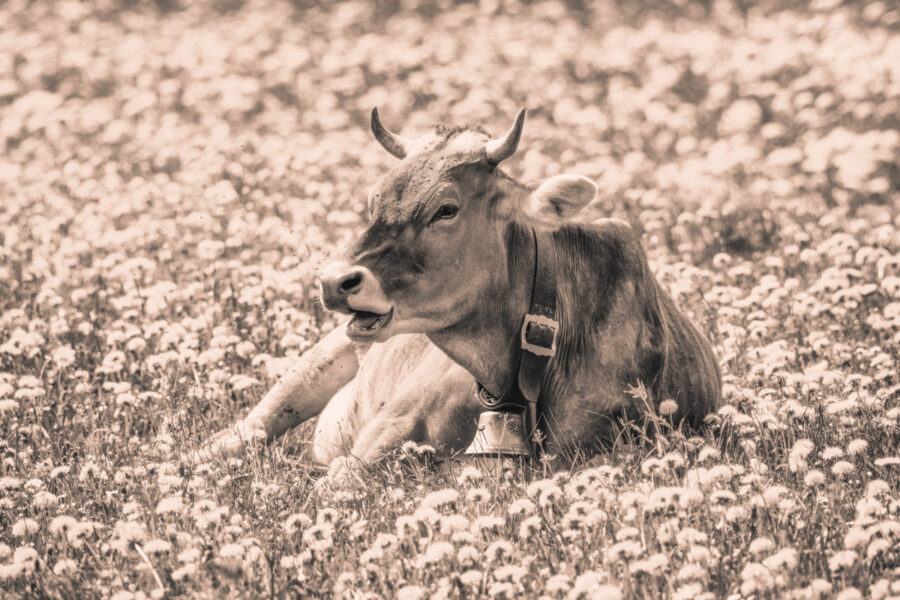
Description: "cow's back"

(549, 219), (721, 440)
(652, 284), (722, 427)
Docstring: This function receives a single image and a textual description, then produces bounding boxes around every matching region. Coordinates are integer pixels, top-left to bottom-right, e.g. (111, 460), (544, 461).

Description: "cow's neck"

(428, 221), (537, 397)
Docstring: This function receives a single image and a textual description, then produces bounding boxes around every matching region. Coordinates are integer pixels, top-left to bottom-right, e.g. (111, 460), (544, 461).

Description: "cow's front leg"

(193, 322), (369, 462)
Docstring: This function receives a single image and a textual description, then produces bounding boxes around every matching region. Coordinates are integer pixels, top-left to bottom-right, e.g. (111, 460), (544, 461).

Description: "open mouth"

(346, 308), (393, 336)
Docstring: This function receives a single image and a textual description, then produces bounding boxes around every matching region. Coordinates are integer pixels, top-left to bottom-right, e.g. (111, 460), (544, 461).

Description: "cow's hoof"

(191, 421), (267, 464)
(318, 456), (368, 489)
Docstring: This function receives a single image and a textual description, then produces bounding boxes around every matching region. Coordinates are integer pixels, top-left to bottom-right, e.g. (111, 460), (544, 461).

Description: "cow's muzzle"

(318, 262), (393, 338)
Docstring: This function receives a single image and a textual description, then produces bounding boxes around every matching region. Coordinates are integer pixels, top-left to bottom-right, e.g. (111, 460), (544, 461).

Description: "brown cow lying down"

(197, 109), (721, 475)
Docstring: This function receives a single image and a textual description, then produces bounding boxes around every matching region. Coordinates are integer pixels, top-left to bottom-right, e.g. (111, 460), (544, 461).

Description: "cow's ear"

(521, 174), (597, 228)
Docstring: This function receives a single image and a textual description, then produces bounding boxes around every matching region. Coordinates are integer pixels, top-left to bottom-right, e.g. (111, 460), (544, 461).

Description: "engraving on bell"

(464, 410), (532, 457)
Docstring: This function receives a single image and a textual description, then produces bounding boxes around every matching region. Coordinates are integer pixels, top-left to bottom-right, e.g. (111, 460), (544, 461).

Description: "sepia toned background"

(0, 0), (898, 597)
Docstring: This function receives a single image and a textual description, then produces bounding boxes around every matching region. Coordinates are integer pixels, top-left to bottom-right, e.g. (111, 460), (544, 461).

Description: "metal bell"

(464, 410), (532, 457)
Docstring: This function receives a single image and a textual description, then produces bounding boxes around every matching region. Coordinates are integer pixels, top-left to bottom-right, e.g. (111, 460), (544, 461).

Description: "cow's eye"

(430, 204), (458, 223)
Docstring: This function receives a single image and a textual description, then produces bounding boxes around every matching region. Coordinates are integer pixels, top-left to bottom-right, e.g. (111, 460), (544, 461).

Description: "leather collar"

(475, 227), (559, 455)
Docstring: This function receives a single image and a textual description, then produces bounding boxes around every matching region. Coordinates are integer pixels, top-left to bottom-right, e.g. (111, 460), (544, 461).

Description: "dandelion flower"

(831, 461), (854, 476)
(422, 489), (458, 509)
(494, 564), (527, 582)
(302, 524), (334, 553)
(762, 485), (789, 506)
(804, 470), (826, 486)
(749, 537), (776, 556)
(416, 541), (454, 567)
(806, 579), (832, 598)
(471, 515), (506, 537)
(359, 546), (384, 565)
(439, 514), (469, 535)
(632, 553), (668, 576)
(866, 538), (890, 560)
(485, 540), (514, 563)
(788, 439), (814, 472)
(110, 520), (147, 554)
(658, 399), (679, 416)
(821, 446), (844, 460)
(67, 521), (102, 548)
(546, 574), (571, 593)
(396, 515), (420, 539)
(460, 569), (483, 586)
(508, 498), (536, 517)
(697, 447), (720, 462)
(316, 507), (339, 525)
(687, 545), (712, 565)
(155, 495), (184, 515)
(569, 572), (620, 600)
(283, 513), (312, 534)
(710, 490), (736, 505)
(607, 540), (643, 562)
(457, 545), (480, 567)
(835, 588), (863, 600)
(143, 539), (172, 554)
(538, 486), (563, 509)
(171, 563), (197, 581)
(177, 548), (201, 563)
(466, 487), (491, 503)
(739, 562), (774, 595)
(865, 479), (890, 498)
(457, 466), (484, 485)
(672, 583), (706, 600)
(52, 559), (78, 576)
(828, 550), (858, 572)
(847, 439), (868, 456)
(12, 518), (39, 537)
(396, 585), (425, 600)
(762, 548), (798, 571)
(519, 516), (542, 539)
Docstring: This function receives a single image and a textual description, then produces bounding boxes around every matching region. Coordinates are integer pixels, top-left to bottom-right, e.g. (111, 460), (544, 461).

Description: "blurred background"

(3, 0), (897, 269)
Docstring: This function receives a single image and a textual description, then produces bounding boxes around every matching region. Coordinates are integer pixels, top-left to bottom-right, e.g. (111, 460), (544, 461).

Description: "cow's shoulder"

(555, 218), (649, 283)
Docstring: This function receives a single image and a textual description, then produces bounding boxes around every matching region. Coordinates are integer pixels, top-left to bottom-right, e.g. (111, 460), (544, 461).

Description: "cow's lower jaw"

(346, 308), (394, 338)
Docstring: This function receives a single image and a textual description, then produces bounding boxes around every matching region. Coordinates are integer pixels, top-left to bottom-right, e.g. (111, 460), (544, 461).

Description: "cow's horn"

(371, 107), (409, 159)
(485, 108), (526, 165)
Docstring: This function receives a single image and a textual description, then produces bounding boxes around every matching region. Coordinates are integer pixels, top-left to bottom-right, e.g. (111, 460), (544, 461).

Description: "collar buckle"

(521, 313), (558, 357)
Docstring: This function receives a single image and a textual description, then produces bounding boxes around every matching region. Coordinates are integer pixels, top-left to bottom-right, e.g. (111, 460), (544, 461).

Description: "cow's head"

(319, 108), (597, 341)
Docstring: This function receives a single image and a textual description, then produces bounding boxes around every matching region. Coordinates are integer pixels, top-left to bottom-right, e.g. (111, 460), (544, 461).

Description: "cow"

(196, 108), (721, 475)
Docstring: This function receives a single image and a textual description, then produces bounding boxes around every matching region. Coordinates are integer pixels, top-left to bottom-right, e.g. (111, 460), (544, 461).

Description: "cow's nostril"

(338, 271), (363, 295)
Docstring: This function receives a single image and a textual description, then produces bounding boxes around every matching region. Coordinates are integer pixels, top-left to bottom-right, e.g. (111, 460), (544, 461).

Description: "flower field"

(1, 0), (899, 597)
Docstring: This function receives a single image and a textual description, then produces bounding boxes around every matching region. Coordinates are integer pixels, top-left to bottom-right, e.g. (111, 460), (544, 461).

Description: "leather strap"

(475, 228), (558, 456)
(519, 229), (558, 455)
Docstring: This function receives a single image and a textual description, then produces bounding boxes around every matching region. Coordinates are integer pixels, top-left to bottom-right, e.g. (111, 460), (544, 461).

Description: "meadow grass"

(1, 0), (899, 598)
